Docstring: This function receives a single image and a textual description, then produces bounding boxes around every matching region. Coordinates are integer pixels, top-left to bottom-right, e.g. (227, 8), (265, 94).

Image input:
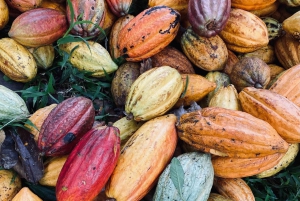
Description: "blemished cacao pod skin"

(150, 46), (195, 74)
(66, 0), (105, 37)
(213, 177), (255, 201)
(0, 0), (9, 30)
(111, 61), (140, 106)
(188, 0), (231, 37)
(56, 125), (120, 201)
(269, 64), (300, 106)
(219, 8), (269, 53)
(229, 57), (271, 92)
(0, 37), (37, 82)
(212, 152), (285, 178)
(38, 96), (95, 156)
(8, 8), (68, 47)
(117, 5), (181, 62)
(239, 87), (300, 143)
(0, 169), (22, 201)
(177, 107), (289, 158)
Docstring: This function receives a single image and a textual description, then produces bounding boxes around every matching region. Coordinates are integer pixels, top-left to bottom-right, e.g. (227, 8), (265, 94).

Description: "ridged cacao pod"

(0, 170), (22, 201)
(125, 66), (183, 121)
(0, 85), (30, 123)
(213, 177), (255, 201)
(25, 104), (57, 141)
(118, 6), (180, 62)
(249, 1), (280, 17)
(8, 8), (68, 47)
(239, 87), (300, 143)
(28, 45), (55, 69)
(208, 193), (233, 201)
(269, 64), (300, 106)
(261, 17), (284, 41)
(181, 28), (228, 71)
(222, 50), (239, 75)
(231, 0), (276, 11)
(212, 153), (285, 178)
(148, 0), (189, 16)
(39, 155), (68, 186)
(0, 37), (37, 82)
(177, 107), (289, 158)
(5, 0), (42, 12)
(282, 10), (300, 41)
(56, 125), (120, 201)
(105, 114), (178, 201)
(12, 187), (42, 201)
(59, 40), (118, 77)
(106, 0), (132, 17)
(208, 84), (242, 111)
(38, 96), (95, 156)
(174, 74), (216, 107)
(219, 8), (269, 53)
(150, 46), (195, 74)
(188, 0), (231, 37)
(66, 0), (105, 37)
(112, 116), (144, 147)
(229, 57), (271, 92)
(38, 0), (66, 14)
(274, 33), (300, 69)
(111, 61), (140, 106)
(0, 0), (9, 30)
(237, 45), (276, 64)
(279, 0), (300, 7)
(109, 14), (134, 60)
(256, 143), (299, 178)
(154, 152), (214, 201)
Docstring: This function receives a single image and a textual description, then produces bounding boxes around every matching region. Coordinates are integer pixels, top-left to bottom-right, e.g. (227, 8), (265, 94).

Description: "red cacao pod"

(56, 125), (120, 201)
(66, 0), (106, 37)
(38, 96), (95, 156)
(106, 0), (132, 17)
(188, 0), (231, 37)
(8, 8), (68, 47)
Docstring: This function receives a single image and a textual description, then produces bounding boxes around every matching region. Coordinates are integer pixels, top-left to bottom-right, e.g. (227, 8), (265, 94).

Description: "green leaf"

(170, 157), (185, 201)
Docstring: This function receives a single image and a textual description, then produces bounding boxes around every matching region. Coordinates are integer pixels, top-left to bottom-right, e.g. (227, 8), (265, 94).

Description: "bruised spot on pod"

(143, 5), (169, 16)
(63, 133), (76, 143)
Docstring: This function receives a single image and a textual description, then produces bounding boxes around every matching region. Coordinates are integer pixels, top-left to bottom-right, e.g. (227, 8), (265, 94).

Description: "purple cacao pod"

(188, 0), (231, 38)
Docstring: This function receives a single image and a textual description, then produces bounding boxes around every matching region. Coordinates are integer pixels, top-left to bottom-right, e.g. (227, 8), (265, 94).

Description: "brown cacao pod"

(117, 6), (180, 62)
(105, 114), (178, 201)
(269, 64), (300, 106)
(239, 87), (300, 143)
(274, 33), (300, 69)
(187, 0), (231, 37)
(56, 125), (120, 201)
(237, 45), (276, 64)
(213, 177), (255, 201)
(208, 193), (233, 201)
(66, 0), (105, 37)
(219, 8), (269, 53)
(177, 107), (289, 158)
(38, 96), (95, 156)
(150, 45), (195, 74)
(249, 1), (280, 17)
(181, 28), (228, 71)
(111, 61), (140, 106)
(8, 8), (68, 47)
(212, 153), (285, 178)
(222, 50), (239, 75)
(229, 57), (271, 92)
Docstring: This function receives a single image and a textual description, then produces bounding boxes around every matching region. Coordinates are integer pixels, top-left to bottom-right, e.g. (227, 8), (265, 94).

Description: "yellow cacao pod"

(12, 187), (42, 201)
(0, 170), (22, 201)
(125, 66), (184, 121)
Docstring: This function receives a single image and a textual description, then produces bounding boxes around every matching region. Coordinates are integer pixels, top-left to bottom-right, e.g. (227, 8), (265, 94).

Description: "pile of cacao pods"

(1, 0), (300, 200)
